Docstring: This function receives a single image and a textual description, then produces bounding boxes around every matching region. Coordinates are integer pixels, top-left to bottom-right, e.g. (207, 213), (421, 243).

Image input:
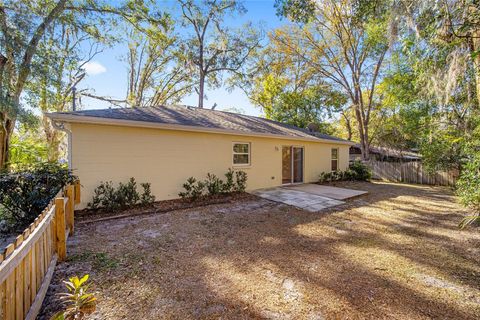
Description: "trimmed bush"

(205, 173), (224, 196)
(87, 178), (155, 211)
(234, 170), (248, 192)
(179, 169), (248, 200)
(178, 177), (206, 200)
(222, 168), (235, 193)
(348, 161), (372, 181)
(0, 162), (76, 228)
(318, 161), (371, 183)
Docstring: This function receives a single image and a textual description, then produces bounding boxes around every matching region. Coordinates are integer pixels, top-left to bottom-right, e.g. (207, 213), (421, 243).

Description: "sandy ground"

(39, 181), (480, 319)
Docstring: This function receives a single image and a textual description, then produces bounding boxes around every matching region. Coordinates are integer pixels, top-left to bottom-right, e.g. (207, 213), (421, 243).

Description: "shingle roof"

(48, 105), (350, 143)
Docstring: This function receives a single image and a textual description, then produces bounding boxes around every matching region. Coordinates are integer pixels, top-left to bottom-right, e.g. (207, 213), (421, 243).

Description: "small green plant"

(205, 173), (224, 195)
(178, 177), (206, 200)
(140, 182), (156, 205)
(234, 170), (248, 192)
(87, 178), (155, 211)
(222, 168), (235, 193)
(50, 275), (96, 320)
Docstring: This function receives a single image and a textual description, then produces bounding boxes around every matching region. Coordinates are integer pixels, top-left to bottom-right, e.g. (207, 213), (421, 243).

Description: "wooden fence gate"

(0, 181), (80, 320)
(366, 160), (458, 186)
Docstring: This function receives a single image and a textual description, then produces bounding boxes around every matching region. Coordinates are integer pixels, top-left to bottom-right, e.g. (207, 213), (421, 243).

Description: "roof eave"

(46, 113), (354, 145)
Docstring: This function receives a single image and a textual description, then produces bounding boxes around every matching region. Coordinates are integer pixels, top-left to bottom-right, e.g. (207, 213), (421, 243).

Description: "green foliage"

(179, 169), (248, 200)
(319, 161), (371, 183)
(274, 0), (316, 23)
(87, 178), (155, 211)
(0, 162), (76, 228)
(205, 173), (224, 196)
(222, 168), (235, 193)
(178, 177), (206, 200)
(140, 182), (156, 205)
(456, 152), (480, 228)
(234, 170), (248, 192)
(8, 127), (48, 168)
(348, 161), (372, 181)
(50, 275), (96, 320)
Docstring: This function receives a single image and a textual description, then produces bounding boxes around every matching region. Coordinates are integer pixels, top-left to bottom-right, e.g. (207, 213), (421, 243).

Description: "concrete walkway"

(251, 184), (367, 212)
(286, 184), (368, 200)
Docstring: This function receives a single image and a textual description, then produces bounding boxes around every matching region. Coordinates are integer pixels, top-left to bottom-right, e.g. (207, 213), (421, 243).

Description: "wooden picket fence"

(0, 180), (80, 320)
(366, 160), (458, 186)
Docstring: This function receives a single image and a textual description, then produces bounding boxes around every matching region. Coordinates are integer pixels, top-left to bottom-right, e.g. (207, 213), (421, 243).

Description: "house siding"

(70, 123), (350, 209)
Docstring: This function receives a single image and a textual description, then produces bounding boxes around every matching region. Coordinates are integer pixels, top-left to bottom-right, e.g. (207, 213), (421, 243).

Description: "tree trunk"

(341, 110), (352, 140)
(354, 104), (370, 161)
(0, 114), (14, 170)
(472, 31), (480, 108)
(198, 71), (205, 108)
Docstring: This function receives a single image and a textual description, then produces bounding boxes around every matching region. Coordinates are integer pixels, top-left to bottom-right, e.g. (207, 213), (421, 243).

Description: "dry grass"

(40, 181), (480, 319)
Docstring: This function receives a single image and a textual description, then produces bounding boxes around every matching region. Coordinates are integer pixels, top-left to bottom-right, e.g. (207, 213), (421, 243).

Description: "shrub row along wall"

(366, 160), (458, 186)
(0, 181), (80, 320)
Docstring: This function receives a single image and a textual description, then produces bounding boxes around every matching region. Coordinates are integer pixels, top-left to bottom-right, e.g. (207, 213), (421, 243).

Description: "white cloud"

(82, 61), (107, 75)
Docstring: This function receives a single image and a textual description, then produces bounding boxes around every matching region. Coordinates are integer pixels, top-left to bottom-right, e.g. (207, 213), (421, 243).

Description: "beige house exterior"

(48, 106), (353, 209)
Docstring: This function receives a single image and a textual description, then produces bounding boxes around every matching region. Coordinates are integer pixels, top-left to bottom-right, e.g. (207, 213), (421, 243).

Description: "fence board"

(366, 160), (458, 186)
(0, 181), (80, 320)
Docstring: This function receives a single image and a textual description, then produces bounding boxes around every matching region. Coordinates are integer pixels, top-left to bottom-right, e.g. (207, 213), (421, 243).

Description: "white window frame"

(232, 142), (251, 167)
(331, 148), (339, 172)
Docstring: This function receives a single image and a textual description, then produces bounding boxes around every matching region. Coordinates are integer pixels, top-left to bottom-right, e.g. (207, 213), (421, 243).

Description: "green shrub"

(0, 162), (76, 228)
(140, 183), (155, 205)
(178, 177), (206, 200)
(318, 161), (371, 183)
(348, 161), (372, 181)
(234, 170), (248, 192)
(205, 173), (224, 196)
(87, 178), (155, 211)
(117, 178), (140, 208)
(222, 168), (235, 193)
(179, 169), (248, 200)
(456, 155), (480, 228)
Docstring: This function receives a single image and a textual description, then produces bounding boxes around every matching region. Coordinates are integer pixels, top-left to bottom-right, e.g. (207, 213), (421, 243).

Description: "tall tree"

(177, 0), (261, 108)
(274, 0), (394, 160)
(124, 20), (193, 107)
(244, 25), (347, 131)
(0, 0), (67, 169)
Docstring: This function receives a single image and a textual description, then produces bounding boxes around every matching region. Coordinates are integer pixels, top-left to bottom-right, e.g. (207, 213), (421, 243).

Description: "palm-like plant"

(51, 274), (97, 320)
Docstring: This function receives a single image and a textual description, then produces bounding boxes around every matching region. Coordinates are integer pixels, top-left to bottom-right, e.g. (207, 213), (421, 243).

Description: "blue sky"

(79, 0), (287, 117)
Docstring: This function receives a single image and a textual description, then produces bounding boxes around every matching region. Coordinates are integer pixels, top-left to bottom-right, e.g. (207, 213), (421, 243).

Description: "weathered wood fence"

(366, 160), (458, 186)
(0, 181), (80, 320)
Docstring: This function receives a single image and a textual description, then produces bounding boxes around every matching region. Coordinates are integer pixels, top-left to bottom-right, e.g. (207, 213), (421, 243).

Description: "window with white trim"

(233, 142), (250, 166)
(331, 148), (339, 171)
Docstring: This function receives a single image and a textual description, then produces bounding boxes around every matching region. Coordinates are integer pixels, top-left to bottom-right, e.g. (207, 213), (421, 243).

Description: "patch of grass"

(68, 251), (119, 271)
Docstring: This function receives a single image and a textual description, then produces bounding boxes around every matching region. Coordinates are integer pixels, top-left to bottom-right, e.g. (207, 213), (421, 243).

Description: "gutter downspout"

(51, 121), (72, 169)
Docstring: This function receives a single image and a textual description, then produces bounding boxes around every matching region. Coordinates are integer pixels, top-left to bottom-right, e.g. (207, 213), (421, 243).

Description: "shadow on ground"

(39, 181), (480, 319)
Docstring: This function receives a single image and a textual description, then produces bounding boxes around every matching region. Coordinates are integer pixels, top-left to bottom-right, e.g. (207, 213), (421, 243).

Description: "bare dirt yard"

(40, 181), (480, 319)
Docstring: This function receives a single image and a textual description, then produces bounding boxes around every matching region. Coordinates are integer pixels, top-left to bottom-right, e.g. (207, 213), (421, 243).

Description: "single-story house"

(47, 105), (353, 209)
(350, 143), (421, 162)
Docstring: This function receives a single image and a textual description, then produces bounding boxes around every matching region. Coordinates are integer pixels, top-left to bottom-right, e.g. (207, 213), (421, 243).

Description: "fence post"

(54, 197), (67, 262)
(65, 185), (75, 235)
(74, 180), (81, 204)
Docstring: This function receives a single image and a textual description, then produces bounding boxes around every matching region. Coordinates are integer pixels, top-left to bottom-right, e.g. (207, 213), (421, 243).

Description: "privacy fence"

(0, 181), (80, 320)
(366, 160), (458, 186)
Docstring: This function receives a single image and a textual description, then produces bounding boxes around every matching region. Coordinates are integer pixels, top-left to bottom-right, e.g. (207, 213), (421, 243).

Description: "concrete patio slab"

(284, 184), (368, 200)
(251, 188), (344, 212)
